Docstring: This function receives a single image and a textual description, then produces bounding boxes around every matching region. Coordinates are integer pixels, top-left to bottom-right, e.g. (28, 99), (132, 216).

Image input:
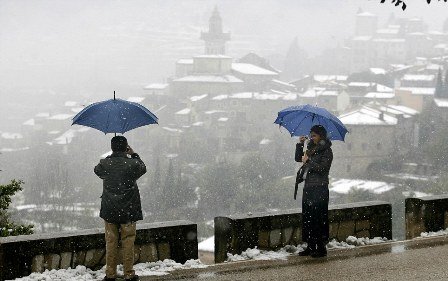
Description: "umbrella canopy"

(72, 98), (158, 134)
(274, 104), (348, 141)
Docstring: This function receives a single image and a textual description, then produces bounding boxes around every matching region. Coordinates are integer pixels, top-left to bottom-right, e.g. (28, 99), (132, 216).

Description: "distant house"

(395, 87), (435, 112)
(332, 103), (419, 177)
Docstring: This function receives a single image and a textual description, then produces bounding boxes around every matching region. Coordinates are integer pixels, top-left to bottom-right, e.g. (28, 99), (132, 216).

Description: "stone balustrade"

(405, 195), (448, 239)
(214, 201), (392, 263)
(0, 220), (197, 281)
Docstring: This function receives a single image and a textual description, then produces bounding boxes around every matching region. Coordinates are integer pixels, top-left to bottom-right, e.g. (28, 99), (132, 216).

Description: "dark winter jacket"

(94, 152), (146, 224)
(295, 139), (333, 189)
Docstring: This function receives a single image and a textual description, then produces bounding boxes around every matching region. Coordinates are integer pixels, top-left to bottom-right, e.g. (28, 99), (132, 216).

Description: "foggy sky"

(0, 0), (447, 130)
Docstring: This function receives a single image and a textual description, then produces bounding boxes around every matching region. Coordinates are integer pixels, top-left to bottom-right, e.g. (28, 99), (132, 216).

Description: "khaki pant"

(104, 221), (136, 279)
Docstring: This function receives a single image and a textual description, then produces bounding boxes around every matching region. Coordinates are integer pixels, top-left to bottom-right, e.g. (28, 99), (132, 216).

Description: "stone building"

(332, 103), (419, 178)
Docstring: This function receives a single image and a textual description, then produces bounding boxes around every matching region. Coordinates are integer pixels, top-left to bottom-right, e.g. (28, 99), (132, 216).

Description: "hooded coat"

(94, 152), (146, 224)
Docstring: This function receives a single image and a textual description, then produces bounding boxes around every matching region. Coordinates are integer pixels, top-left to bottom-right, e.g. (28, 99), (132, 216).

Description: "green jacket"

(94, 152), (146, 224)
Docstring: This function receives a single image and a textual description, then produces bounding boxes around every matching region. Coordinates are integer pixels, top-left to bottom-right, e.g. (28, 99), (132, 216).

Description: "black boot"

(125, 275), (140, 281)
(299, 247), (313, 256)
(311, 243), (327, 258)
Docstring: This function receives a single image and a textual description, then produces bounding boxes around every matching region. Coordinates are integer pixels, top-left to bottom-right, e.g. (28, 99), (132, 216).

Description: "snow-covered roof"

(260, 138), (272, 145)
(434, 44), (448, 49)
(52, 127), (89, 145)
(174, 75), (243, 83)
(190, 94), (208, 102)
(218, 117), (229, 122)
(230, 92), (253, 99)
(365, 92), (395, 99)
(314, 75), (348, 82)
(385, 105), (419, 116)
(232, 63), (278, 76)
(205, 110), (226, 115)
(176, 58), (193, 64)
(64, 101), (78, 107)
(71, 107), (84, 114)
(175, 108), (191, 115)
(23, 118), (35, 126)
(429, 31), (444, 35)
(0, 147), (29, 153)
(282, 93), (298, 101)
(425, 64), (443, 70)
(331, 178), (394, 194)
(376, 84), (393, 92)
(352, 36), (372, 41)
(144, 83), (169, 90)
(47, 114), (74, 120)
(271, 79), (295, 88)
(376, 29), (399, 35)
(212, 94), (228, 101)
(1, 132), (23, 139)
(370, 68), (387, 75)
(398, 87), (435, 95)
(357, 11), (376, 17)
(434, 98), (448, 108)
(192, 122), (204, 126)
(162, 127), (183, 133)
(254, 93), (283, 100)
(299, 87), (340, 98)
(402, 74), (435, 81)
(36, 112), (50, 118)
(372, 38), (405, 43)
(195, 55), (232, 59)
(348, 82), (373, 87)
(339, 107), (397, 125)
(127, 97), (145, 103)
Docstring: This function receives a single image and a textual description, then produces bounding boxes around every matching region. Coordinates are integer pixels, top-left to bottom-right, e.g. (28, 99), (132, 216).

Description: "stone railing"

(405, 195), (448, 239)
(0, 220), (197, 281)
(214, 201), (392, 263)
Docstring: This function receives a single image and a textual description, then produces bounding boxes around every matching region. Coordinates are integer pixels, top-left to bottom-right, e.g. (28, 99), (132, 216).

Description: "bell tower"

(200, 6), (231, 55)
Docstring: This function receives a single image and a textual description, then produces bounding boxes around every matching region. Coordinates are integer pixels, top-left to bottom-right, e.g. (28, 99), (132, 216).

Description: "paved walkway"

(140, 236), (448, 281)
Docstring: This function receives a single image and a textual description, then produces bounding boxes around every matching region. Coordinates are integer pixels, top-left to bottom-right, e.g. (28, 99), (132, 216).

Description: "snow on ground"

(198, 236), (214, 252)
(327, 236), (390, 249)
(330, 178), (395, 194)
(385, 173), (438, 182)
(402, 191), (433, 198)
(419, 228), (448, 238)
(11, 259), (207, 281)
(226, 236), (390, 262)
(226, 245), (306, 262)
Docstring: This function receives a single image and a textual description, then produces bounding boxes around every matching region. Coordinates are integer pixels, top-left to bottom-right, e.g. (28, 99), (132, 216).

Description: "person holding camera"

(295, 125), (333, 258)
(94, 136), (146, 281)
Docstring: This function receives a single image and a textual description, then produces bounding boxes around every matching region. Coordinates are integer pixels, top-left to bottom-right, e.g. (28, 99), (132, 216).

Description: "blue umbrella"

(72, 93), (158, 134)
(274, 104), (348, 141)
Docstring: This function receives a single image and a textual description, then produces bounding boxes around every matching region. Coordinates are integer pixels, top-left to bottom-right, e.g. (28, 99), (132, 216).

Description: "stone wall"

(405, 195), (448, 239)
(214, 201), (392, 263)
(0, 220), (197, 281)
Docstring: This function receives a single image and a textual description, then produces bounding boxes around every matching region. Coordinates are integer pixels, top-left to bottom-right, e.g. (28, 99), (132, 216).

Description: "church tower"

(200, 6), (231, 55)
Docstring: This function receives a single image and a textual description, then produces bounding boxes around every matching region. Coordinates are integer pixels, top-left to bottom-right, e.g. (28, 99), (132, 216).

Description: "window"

(376, 143), (382, 150)
(347, 165), (351, 173)
(362, 143), (367, 151)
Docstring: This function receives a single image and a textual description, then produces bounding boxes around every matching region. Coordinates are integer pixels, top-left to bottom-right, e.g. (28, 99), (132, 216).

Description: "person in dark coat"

(295, 125), (333, 258)
(94, 136), (146, 281)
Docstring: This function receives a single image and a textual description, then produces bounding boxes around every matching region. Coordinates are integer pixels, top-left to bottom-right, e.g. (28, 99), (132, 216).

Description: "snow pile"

(12, 259), (207, 281)
(13, 265), (104, 281)
(327, 236), (389, 249)
(226, 245), (306, 262)
(198, 236), (215, 252)
(419, 228), (448, 238)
